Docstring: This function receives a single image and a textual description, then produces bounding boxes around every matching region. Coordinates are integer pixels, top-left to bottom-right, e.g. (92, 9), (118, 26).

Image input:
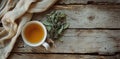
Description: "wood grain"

(8, 53), (120, 59)
(12, 29), (120, 55)
(58, 0), (120, 4)
(33, 5), (120, 28)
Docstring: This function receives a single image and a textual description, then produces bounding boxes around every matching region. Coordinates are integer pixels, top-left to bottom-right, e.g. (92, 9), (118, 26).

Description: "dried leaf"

(46, 26), (51, 32)
(42, 20), (52, 26)
(42, 11), (69, 40)
(58, 25), (64, 34)
(63, 23), (69, 29)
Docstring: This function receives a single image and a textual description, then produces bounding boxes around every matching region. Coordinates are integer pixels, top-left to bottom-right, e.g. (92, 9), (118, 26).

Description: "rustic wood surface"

(58, 0), (120, 4)
(10, 4), (120, 58)
(8, 53), (120, 59)
(32, 5), (120, 28)
(13, 29), (120, 55)
(0, 0), (120, 59)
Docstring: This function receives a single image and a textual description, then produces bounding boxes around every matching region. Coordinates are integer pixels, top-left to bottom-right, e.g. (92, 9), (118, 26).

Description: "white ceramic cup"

(21, 21), (49, 50)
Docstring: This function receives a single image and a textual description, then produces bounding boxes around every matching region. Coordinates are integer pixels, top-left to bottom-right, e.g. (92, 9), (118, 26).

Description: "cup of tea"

(21, 21), (49, 50)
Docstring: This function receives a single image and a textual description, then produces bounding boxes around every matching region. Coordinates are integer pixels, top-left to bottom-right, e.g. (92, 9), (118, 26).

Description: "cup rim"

(21, 21), (47, 47)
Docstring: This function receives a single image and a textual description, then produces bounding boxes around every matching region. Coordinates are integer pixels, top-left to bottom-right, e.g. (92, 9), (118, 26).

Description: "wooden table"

(8, 0), (120, 59)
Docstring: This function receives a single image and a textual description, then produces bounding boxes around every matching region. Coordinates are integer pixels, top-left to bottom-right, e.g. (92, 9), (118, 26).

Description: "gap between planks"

(10, 52), (120, 56)
(58, 0), (120, 5)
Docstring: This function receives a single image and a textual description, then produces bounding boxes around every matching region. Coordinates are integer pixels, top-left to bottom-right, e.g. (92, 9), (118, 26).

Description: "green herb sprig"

(42, 11), (69, 40)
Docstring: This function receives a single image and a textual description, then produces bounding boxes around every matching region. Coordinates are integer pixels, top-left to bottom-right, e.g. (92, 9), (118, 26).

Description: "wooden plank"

(33, 5), (120, 28)
(58, 0), (120, 4)
(13, 29), (120, 55)
(8, 53), (120, 59)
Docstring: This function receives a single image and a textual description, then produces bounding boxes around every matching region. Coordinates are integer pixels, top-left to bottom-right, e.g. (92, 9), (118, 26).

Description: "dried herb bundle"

(42, 11), (69, 40)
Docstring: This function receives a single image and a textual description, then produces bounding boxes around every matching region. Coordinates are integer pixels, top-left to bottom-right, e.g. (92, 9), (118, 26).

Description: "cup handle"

(42, 42), (49, 50)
